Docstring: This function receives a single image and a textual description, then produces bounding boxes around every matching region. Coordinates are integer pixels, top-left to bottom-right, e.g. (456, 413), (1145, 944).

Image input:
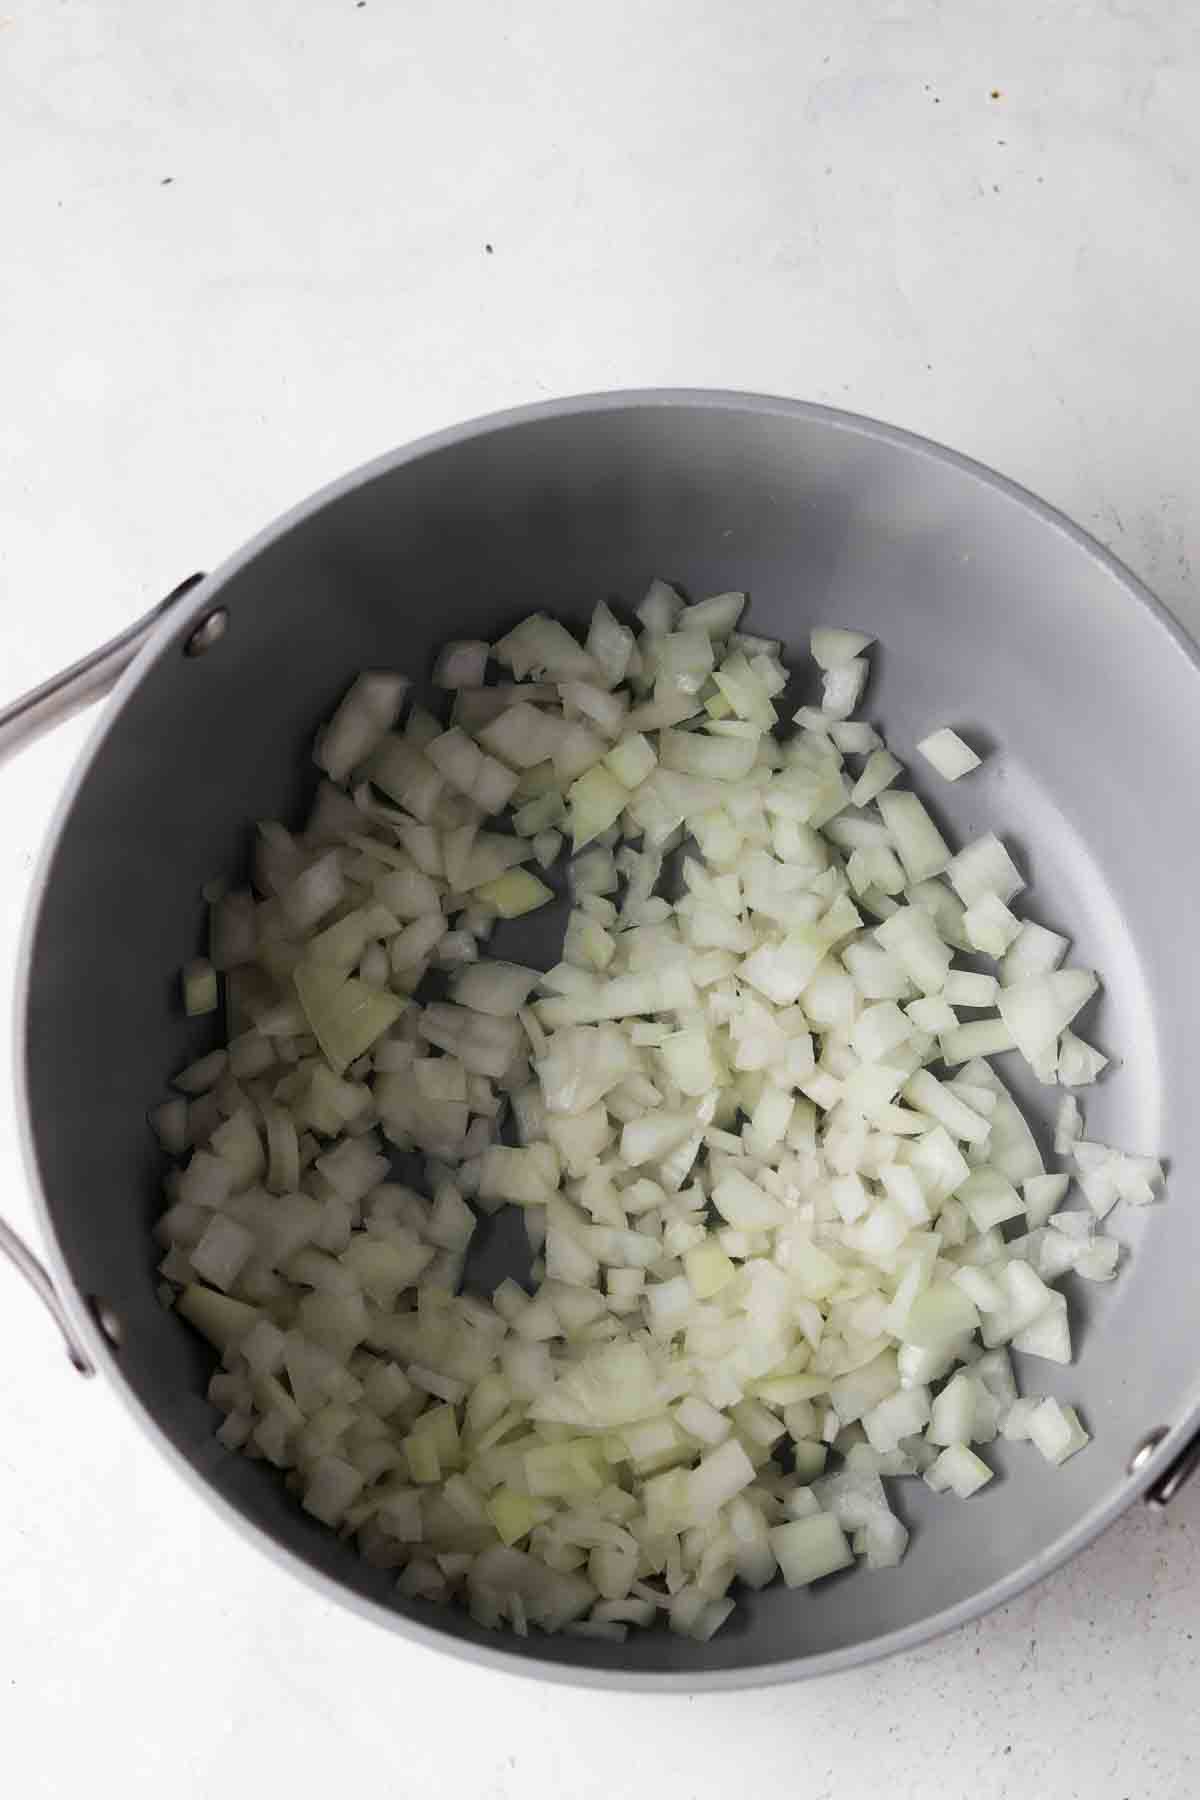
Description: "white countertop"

(3, 2), (1199, 1794)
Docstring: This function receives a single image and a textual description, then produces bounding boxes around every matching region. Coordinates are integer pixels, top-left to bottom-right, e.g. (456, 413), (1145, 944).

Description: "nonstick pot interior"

(20, 393), (1200, 1686)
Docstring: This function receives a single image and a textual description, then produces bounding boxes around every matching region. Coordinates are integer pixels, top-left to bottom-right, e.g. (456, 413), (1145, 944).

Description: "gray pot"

(4, 391), (1198, 1689)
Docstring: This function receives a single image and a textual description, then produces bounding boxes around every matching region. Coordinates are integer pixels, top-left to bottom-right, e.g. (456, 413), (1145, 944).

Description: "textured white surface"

(2, 2), (1199, 1794)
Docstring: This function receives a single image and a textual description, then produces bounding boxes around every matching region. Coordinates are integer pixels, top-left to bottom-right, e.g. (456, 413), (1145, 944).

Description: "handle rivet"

(88, 1297), (123, 1349)
(1129, 1427), (1169, 1475)
(184, 609), (229, 658)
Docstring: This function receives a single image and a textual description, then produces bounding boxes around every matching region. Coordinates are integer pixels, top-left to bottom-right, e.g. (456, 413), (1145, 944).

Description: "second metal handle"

(0, 573), (207, 769)
(0, 572), (208, 1372)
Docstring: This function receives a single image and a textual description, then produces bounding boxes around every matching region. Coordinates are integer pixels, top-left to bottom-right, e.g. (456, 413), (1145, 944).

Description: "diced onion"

(154, 587), (1161, 1649)
(811, 627), (874, 671)
(916, 729), (982, 782)
(182, 957), (219, 1017)
(433, 641), (490, 690)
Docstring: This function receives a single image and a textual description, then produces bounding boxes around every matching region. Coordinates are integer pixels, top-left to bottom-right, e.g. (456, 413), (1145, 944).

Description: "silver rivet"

(1129, 1427), (1169, 1475)
(184, 608), (229, 657)
(89, 1297), (123, 1348)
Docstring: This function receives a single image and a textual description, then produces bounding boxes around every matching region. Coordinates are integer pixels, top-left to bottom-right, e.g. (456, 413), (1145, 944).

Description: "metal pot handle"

(0, 573), (208, 1373)
(0, 573), (208, 769)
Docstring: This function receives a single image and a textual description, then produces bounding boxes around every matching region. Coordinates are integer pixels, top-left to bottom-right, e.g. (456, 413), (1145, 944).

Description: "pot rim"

(16, 387), (1200, 1691)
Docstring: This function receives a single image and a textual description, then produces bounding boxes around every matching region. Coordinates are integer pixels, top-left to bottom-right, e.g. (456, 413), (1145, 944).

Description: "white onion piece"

(925, 1443), (993, 1497)
(494, 614), (602, 683)
(1000, 920), (1069, 986)
(478, 702), (564, 770)
(821, 659), (868, 720)
(811, 627), (874, 670)
(182, 957), (219, 1017)
(586, 601), (635, 688)
(686, 591), (747, 638)
(1028, 1397), (1090, 1464)
(916, 729), (982, 781)
(1056, 1028), (1109, 1087)
(451, 961), (541, 1017)
(948, 834), (1024, 907)
(996, 969), (1097, 1065)
(433, 641), (490, 690)
(315, 672), (410, 784)
(850, 749), (902, 808)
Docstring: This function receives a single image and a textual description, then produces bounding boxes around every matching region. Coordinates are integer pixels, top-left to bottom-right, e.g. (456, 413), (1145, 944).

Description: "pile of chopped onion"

(152, 583), (1164, 1645)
